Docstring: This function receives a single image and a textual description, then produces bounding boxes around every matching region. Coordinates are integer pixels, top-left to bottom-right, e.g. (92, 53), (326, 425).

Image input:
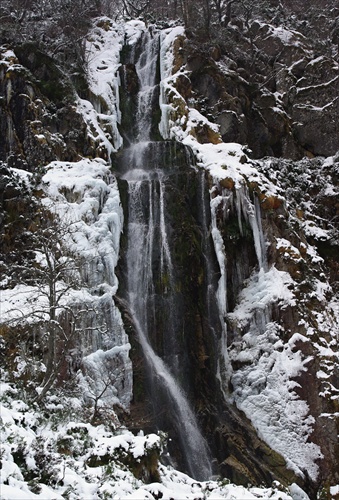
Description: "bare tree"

(1, 208), (94, 402)
(211, 0), (236, 26)
(79, 350), (128, 425)
(118, 0), (151, 17)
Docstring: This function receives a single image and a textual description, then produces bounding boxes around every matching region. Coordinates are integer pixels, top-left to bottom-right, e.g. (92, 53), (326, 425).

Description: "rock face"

(157, 20), (339, 497)
(176, 21), (339, 159)
(0, 44), (108, 170)
(0, 14), (338, 500)
(0, 37), (133, 416)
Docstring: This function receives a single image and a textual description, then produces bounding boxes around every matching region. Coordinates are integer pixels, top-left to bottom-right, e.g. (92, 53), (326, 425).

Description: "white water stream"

(122, 28), (212, 480)
(135, 31), (160, 141)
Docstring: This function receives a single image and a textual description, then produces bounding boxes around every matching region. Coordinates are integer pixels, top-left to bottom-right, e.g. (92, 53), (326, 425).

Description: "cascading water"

(114, 25), (287, 486)
(134, 31), (159, 142)
(118, 28), (212, 480)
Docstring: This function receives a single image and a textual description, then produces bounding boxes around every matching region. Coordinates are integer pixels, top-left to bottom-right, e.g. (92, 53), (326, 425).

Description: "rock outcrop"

(168, 21), (339, 160)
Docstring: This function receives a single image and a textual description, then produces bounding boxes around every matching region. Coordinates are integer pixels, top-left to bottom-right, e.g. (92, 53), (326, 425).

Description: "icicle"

(7, 116), (14, 151)
(210, 195), (228, 323)
(254, 194), (268, 271)
(158, 26), (185, 140)
(110, 68), (124, 151)
(210, 193), (232, 396)
(6, 78), (12, 104)
(158, 86), (171, 140)
(235, 185), (267, 271)
(115, 69), (122, 125)
(158, 30), (170, 140)
(235, 187), (244, 236)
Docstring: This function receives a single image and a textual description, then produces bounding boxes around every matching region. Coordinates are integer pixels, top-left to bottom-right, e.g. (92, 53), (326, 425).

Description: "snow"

(160, 26), (185, 80)
(0, 159), (123, 317)
(10, 167), (33, 183)
(41, 157), (133, 406)
(1, 17), (338, 500)
(77, 97), (122, 156)
(152, 20), (328, 486)
(309, 279), (331, 303)
(227, 267), (296, 328)
(84, 18), (125, 151)
(222, 266), (324, 479)
(257, 22), (307, 48)
(229, 320), (322, 480)
(303, 220), (329, 241)
(0, 386), (300, 500)
(0, 156), (132, 407)
(296, 75), (339, 94)
(0, 48), (17, 61)
(181, 136), (282, 201)
(0, 283), (92, 324)
(271, 27), (295, 44)
(289, 483), (311, 500)
(0, 485), (46, 500)
(276, 238), (302, 262)
(42, 158), (123, 289)
(306, 243), (324, 263)
(125, 19), (148, 45)
(295, 100), (338, 112)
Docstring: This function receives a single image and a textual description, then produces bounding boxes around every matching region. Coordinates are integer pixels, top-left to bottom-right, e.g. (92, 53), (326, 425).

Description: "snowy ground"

(0, 383), (306, 500)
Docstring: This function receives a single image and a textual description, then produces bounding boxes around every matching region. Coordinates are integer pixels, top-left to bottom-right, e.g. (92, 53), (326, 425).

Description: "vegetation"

(1, 0), (338, 54)
(0, 170), (92, 403)
(0, 206), (89, 401)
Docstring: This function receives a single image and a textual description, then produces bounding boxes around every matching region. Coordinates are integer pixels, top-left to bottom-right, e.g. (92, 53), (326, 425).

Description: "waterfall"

(119, 27), (212, 480)
(235, 185), (267, 271)
(210, 191), (231, 397)
(199, 171), (222, 337)
(210, 193), (228, 328)
(135, 31), (160, 141)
